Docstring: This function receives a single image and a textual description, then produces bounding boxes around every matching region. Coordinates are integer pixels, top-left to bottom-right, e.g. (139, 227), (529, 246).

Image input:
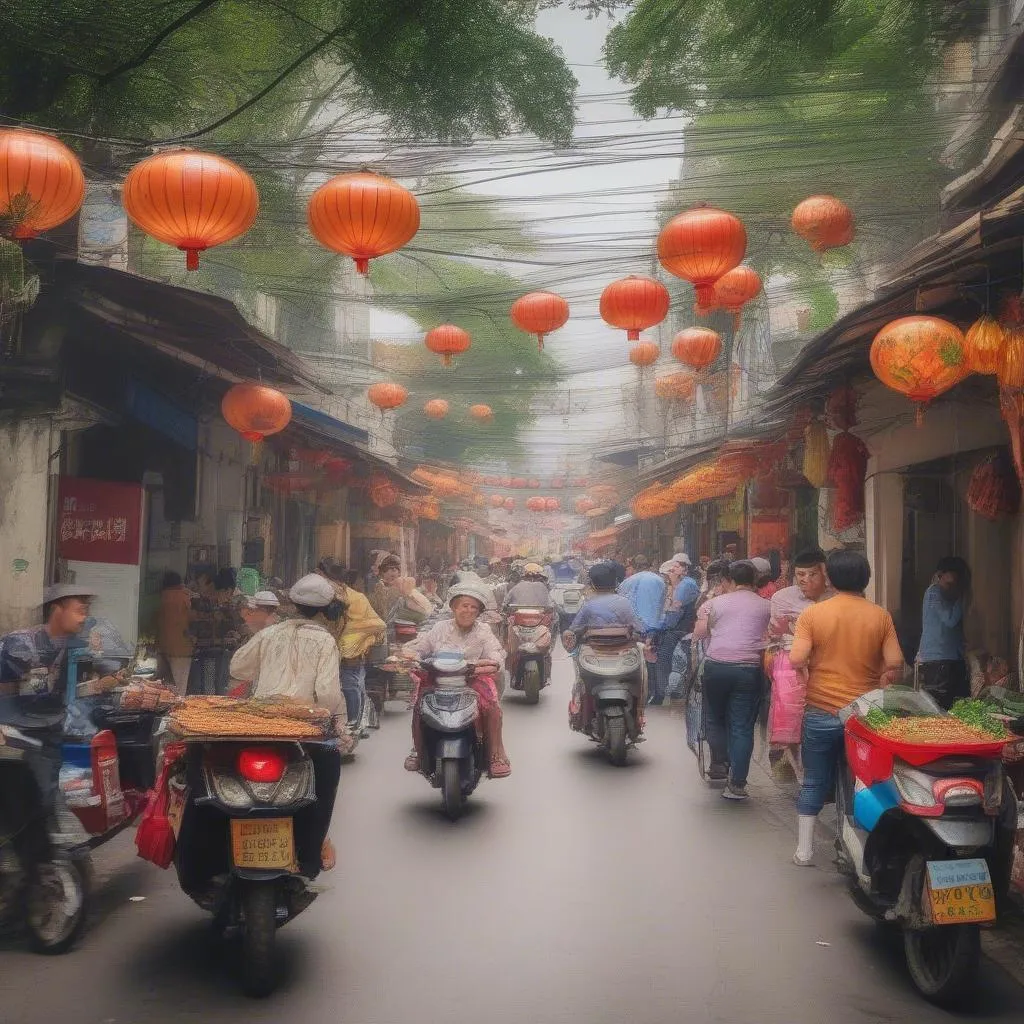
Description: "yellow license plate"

(230, 817), (295, 871)
(926, 859), (996, 925)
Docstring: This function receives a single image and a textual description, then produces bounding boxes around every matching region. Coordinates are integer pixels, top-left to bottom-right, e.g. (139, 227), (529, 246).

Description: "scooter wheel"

(904, 923), (980, 1006)
(606, 716), (628, 766)
(240, 883), (278, 997)
(523, 663), (541, 705)
(26, 856), (89, 955)
(441, 759), (463, 821)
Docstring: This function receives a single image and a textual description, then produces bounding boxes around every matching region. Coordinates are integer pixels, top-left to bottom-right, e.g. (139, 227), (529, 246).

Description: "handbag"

(134, 746), (183, 869)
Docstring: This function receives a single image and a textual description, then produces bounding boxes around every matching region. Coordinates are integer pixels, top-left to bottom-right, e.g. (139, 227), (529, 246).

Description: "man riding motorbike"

(228, 574), (347, 873)
(401, 581), (511, 778)
(503, 562), (553, 611)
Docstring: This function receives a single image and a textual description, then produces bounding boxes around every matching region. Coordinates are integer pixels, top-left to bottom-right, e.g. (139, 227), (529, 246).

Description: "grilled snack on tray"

(168, 695), (334, 739)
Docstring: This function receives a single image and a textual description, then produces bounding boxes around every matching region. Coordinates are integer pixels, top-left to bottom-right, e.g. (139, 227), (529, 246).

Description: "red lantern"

(424, 399), (449, 420)
(792, 195), (854, 252)
(654, 371), (697, 402)
(221, 384), (291, 443)
(657, 206), (747, 307)
(712, 266), (762, 328)
(544, 497), (560, 512)
(526, 496), (545, 512)
(123, 151), (258, 270)
(308, 171), (419, 274)
(528, 479), (541, 489)
(425, 324), (471, 367)
(671, 328), (722, 371)
(0, 129), (85, 240)
(870, 316), (968, 423)
(504, 497), (515, 510)
(599, 276), (669, 341)
(489, 493), (505, 508)
(368, 473), (399, 508)
(469, 404), (493, 422)
(629, 341), (660, 367)
(511, 477), (527, 489)
(367, 381), (408, 414)
(510, 291), (569, 351)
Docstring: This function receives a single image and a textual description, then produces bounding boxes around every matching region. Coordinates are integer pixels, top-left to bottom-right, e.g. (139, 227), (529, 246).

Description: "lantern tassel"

(537, 334), (545, 352)
(915, 403), (925, 428)
(627, 329), (640, 342)
(249, 438), (263, 465)
(695, 283), (716, 308)
(185, 248), (200, 271)
(443, 353), (452, 368)
(354, 256), (369, 275)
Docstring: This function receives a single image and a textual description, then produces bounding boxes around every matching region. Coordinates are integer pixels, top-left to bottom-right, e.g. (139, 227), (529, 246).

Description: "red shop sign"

(57, 478), (144, 565)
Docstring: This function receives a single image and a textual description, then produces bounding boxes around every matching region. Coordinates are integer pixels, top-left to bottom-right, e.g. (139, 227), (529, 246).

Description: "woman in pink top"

(691, 560), (770, 800)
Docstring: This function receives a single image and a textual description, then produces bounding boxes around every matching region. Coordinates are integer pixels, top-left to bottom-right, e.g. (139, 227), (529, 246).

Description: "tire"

(240, 882), (278, 998)
(441, 759), (463, 821)
(523, 663), (541, 705)
(606, 715), (628, 766)
(903, 924), (980, 1006)
(25, 857), (88, 955)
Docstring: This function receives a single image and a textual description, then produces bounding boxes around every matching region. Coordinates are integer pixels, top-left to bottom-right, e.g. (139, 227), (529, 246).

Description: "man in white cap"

(240, 590), (280, 636)
(229, 573), (346, 872)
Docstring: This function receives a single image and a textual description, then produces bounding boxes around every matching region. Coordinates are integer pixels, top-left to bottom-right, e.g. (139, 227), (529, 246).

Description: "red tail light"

(514, 610), (544, 627)
(237, 747), (287, 783)
(933, 778), (984, 807)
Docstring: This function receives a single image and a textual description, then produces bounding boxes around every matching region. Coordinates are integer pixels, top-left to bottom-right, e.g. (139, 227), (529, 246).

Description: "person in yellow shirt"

(317, 558), (386, 728)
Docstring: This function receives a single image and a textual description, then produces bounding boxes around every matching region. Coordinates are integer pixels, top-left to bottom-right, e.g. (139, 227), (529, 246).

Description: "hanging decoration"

(654, 371), (697, 402)
(424, 399), (449, 420)
(629, 341), (661, 367)
(599, 275), (670, 341)
(828, 431), (869, 531)
(0, 129), (85, 240)
(671, 327), (722, 371)
(367, 381), (408, 416)
(550, 477), (565, 489)
(712, 265), (762, 329)
(307, 171), (419, 275)
(869, 315), (968, 424)
(825, 385), (859, 430)
(469, 404), (494, 422)
(368, 473), (399, 509)
(510, 291), (569, 351)
(575, 497), (597, 514)
(964, 315), (1005, 375)
(412, 495), (441, 520)
(510, 477), (527, 488)
(122, 151), (258, 270)
(802, 420), (830, 488)
(791, 195), (854, 252)
(221, 384), (292, 444)
(504, 497), (515, 511)
(998, 327), (1024, 389)
(489, 493), (505, 508)
(545, 497), (560, 512)
(424, 324), (471, 367)
(528, 479), (541, 489)
(657, 206), (747, 308)
(966, 450), (1020, 519)
(526, 496), (546, 512)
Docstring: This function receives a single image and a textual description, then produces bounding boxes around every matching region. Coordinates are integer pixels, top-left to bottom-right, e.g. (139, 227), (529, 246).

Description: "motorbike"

(0, 724), (91, 954)
(412, 653), (487, 820)
(551, 582), (586, 634)
(166, 737), (326, 996)
(506, 606), (553, 705)
(835, 687), (1017, 1006)
(571, 627), (645, 765)
(365, 617), (422, 724)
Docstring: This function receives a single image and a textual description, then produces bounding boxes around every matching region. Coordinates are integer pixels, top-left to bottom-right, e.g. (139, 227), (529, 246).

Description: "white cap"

(750, 557), (772, 575)
(672, 552), (692, 566)
(659, 560), (680, 574)
(250, 590), (280, 609)
(289, 574), (335, 608)
(44, 583), (98, 604)
(447, 580), (491, 611)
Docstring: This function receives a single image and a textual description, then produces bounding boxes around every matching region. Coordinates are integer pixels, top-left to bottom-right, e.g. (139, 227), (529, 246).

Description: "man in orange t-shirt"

(788, 550), (903, 865)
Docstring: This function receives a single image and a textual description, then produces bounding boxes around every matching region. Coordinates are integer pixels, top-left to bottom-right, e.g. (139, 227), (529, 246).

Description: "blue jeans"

(797, 708), (845, 815)
(702, 660), (762, 786)
(340, 663), (366, 725)
(652, 629), (683, 703)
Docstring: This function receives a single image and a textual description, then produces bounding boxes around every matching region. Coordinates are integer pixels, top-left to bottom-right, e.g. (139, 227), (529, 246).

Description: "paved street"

(2, 651), (1023, 1023)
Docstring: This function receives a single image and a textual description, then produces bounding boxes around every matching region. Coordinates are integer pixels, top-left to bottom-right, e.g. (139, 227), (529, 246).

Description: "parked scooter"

(570, 627), (645, 765)
(412, 653), (487, 820)
(506, 606), (553, 704)
(551, 582), (587, 634)
(0, 724), (91, 954)
(835, 687), (1017, 1006)
(166, 737), (327, 996)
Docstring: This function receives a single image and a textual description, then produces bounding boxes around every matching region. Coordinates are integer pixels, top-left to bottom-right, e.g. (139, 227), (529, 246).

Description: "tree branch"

(97, 0), (221, 85)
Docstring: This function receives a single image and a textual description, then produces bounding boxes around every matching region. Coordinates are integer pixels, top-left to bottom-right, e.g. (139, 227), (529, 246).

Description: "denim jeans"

(702, 660), (762, 786)
(797, 708), (845, 815)
(340, 663), (366, 725)
(652, 629), (683, 703)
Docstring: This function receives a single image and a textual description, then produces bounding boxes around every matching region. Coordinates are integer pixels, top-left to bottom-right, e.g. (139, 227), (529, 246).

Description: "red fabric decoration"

(826, 385), (858, 430)
(966, 450), (1021, 520)
(827, 432), (869, 531)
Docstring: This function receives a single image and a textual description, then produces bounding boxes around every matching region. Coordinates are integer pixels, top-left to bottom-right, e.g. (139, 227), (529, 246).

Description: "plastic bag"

(767, 651), (806, 745)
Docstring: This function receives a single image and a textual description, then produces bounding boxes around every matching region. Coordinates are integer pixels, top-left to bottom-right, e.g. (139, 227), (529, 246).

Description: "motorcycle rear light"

(514, 611), (544, 626)
(892, 763), (940, 813)
(237, 747), (287, 783)
(933, 778), (984, 808)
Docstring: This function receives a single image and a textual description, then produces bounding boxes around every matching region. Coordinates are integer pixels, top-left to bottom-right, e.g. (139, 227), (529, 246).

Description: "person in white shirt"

(229, 573), (345, 872)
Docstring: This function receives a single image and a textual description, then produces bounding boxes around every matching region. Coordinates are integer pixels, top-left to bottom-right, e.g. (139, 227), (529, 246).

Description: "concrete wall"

(0, 418), (54, 631)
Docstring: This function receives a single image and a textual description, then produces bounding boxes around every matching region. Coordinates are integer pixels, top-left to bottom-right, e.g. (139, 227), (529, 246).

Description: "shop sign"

(57, 478), (144, 565)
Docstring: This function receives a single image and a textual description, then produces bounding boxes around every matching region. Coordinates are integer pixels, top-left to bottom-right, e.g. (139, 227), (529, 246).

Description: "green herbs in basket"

(949, 699), (1008, 739)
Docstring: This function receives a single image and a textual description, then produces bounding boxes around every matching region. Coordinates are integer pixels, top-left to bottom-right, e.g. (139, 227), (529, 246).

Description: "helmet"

(523, 562), (544, 576)
(447, 580), (491, 612)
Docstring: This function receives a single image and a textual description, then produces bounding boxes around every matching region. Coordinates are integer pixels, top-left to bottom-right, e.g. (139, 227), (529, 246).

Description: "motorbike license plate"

(230, 817), (296, 871)
(925, 859), (996, 925)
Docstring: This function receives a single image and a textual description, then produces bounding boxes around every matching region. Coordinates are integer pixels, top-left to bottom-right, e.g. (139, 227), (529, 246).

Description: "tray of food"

(167, 695), (334, 740)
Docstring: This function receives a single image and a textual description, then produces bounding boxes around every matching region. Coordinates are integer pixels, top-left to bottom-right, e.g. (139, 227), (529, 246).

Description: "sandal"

(321, 838), (336, 871)
(488, 755), (512, 779)
(404, 750), (420, 772)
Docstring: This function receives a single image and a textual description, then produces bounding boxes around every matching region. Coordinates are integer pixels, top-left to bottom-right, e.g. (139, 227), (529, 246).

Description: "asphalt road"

(2, 650), (1023, 1023)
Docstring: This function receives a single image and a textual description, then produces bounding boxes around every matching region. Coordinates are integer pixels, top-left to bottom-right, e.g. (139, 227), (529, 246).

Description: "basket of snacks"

(167, 695), (334, 741)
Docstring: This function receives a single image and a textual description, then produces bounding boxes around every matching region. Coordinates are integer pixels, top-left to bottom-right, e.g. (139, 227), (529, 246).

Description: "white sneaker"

(722, 782), (749, 801)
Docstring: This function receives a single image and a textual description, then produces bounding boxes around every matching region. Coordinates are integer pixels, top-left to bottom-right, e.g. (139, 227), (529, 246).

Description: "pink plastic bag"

(768, 651), (806, 745)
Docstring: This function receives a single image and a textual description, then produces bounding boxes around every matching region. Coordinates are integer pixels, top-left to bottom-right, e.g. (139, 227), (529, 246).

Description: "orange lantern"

(964, 315), (1005, 375)
(424, 399), (449, 420)
(870, 315), (968, 423)
(671, 327), (722, 371)
(489, 493), (505, 508)
(469, 403), (493, 422)
(510, 291), (570, 351)
(367, 381), (408, 415)
(792, 195), (854, 252)
(122, 150), (258, 270)
(654, 371), (697, 401)
(221, 384), (291, 443)
(368, 473), (399, 508)
(425, 324), (471, 367)
(528, 479), (541, 489)
(0, 129), (85, 239)
(511, 477), (527, 489)
(504, 497), (515, 510)
(657, 206), (747, 307)
(544, 497), (560, 512)
(307, 171), (419, 275)
(999, 328), (1024, 390)
(599, 275), (670, 341)
(629, 341), (660, 367)
(526, 496), (546, 512)
(712, 265), (762, 328)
